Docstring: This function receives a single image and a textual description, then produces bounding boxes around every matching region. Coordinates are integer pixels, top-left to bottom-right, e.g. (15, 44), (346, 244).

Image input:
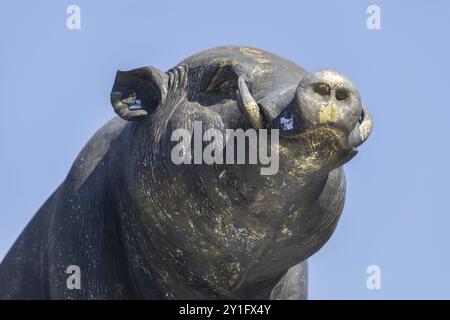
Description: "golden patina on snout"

(319, 103), (343, 124)
(295, 70), (370, 147)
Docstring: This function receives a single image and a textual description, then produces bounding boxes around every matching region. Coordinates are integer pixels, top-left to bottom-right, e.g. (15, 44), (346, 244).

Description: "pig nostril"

(335, 89), (349, 101)
(313, 83), (331, 96)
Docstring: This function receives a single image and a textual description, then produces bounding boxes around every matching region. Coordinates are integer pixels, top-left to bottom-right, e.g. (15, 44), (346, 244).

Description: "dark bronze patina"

(0, 46), (372, 299)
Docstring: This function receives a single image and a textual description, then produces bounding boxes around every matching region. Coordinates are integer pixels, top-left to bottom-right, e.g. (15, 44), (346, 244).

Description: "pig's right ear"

(110, 66), (168, 121)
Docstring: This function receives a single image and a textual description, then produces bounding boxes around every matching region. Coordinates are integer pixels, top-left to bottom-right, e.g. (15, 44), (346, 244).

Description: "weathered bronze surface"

(0, 46), (372, 299)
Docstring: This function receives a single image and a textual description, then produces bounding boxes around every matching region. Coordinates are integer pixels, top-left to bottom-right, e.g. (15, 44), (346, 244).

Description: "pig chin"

(278, 126), (356, 177)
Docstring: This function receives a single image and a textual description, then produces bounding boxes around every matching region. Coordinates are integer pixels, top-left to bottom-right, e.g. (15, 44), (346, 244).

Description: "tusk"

(359, 107), (373, 144)
(236, 76), (264, 129)
(111, 91), (148, 121)
(348, 107), (373, 148)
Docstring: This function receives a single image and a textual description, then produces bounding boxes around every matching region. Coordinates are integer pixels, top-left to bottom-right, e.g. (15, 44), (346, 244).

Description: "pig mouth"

(280, 106), (373, 151)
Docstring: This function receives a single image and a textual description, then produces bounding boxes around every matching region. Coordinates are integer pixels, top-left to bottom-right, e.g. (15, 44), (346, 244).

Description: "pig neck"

(115, 140), (333, 298)
(111, 119), (335, 298)
(113, 161), (330, 299)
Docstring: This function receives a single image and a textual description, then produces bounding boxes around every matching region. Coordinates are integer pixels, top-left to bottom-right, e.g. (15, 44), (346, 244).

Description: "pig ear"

(110, 66), (168, 121)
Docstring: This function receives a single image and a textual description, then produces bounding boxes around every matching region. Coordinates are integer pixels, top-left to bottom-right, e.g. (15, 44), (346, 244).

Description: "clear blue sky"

(1, 0), (449, 299)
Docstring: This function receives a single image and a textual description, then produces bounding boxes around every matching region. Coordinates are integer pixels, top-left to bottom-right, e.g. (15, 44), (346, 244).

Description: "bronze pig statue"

(0, 46), (372, 299)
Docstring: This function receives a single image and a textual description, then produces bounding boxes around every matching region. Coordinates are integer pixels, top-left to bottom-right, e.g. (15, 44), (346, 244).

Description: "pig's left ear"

(110, 66), (168, 121)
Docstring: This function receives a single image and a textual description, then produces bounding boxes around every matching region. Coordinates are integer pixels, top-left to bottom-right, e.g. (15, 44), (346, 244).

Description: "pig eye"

(335, 88), (349, 101)
(313, 83), (331, 96)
